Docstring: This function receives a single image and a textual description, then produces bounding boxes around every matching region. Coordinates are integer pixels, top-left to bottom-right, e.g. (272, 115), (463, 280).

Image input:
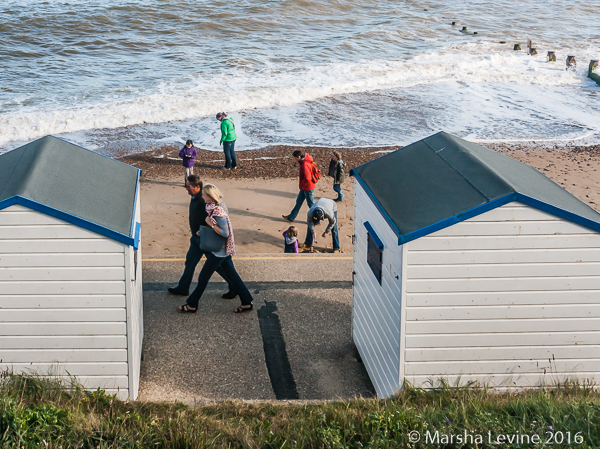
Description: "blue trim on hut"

(0, 196), (136, 247)
(350, 132), (600, 244)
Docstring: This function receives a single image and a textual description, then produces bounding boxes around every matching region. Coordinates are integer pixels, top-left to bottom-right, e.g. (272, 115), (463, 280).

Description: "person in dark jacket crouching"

(167, 175), (237, 299)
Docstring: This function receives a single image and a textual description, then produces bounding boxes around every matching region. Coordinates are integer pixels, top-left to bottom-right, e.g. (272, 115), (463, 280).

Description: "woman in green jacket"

(216, 112), (238, 169)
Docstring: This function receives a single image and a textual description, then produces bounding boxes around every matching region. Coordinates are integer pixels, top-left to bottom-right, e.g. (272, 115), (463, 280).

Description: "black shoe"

(222, 290), (239, 299)
(168, 287), (189, 296)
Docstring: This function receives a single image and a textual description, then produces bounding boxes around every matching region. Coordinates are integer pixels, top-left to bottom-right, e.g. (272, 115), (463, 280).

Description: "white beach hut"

(350, 132), (600, 398)
(0, 136), (143, 400)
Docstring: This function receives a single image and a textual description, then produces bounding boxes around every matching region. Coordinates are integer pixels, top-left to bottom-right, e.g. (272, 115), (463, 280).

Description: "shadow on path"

(234, 229), (281, 248)
(258, 301), (299, 400)
(247, 188), (297, 199)
(141, 179), (182, 187)
(228, 207), (282, 222)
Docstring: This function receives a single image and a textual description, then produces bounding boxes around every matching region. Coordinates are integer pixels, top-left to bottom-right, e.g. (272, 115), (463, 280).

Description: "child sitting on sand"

(327, 151), (346, 202)
(179, 140), (197, 186)
(283, 225), (299, 253)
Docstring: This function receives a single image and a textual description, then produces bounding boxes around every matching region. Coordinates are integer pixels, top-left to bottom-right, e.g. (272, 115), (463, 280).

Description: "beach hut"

(0, 136), (143, 400)
(350, 132), (600, 398)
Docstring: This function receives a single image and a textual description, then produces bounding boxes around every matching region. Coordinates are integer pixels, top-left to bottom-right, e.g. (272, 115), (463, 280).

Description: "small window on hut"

(364, 222), (383, 285)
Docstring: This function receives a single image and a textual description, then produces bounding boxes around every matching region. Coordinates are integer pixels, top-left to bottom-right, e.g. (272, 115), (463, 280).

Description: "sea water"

(1, 0), (599, 155)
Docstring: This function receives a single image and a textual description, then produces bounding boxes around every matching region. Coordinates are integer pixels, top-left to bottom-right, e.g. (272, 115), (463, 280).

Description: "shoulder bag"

(198, 225), (227, 252)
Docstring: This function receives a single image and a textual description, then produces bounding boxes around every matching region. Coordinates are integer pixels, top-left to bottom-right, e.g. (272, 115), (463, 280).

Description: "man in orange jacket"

(282, 150), (316, 222)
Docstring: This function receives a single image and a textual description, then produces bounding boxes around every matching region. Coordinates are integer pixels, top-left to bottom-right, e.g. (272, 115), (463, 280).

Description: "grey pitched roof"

(350, 132), (600, 243)
(0, 136), (140, 239)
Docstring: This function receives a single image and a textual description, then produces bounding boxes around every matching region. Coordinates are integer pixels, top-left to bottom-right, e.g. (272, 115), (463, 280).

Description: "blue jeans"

(288, 189), (315, 221)
(333, 184), (344, 201)
(304, 211), (339, 251)
(186, 253), (254, 308)
(223, 140), (237, 169)
(176, 236), (234, 294)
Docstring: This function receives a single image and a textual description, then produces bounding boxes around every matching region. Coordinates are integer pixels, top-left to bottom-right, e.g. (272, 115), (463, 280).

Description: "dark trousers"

(288, 188), (315, 221)
(223, 140), (237, 169)
(176, 236), (235, 294)
(304, 211), (339, 250)
(186, 252), (253, 308)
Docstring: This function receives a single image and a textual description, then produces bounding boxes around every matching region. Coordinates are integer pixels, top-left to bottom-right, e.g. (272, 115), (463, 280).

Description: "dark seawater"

(1, 0), (599, 154)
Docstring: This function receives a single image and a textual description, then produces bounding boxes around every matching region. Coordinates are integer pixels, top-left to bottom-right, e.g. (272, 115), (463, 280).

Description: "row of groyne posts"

(452, 22), (600, 85)
(513, 40), (599, 84)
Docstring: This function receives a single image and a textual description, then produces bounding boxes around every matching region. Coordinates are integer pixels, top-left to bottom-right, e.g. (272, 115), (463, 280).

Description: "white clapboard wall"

(125, 191), (143, 400)
(403, 202), (600, 389)
(352, 181), (404, 398)
(0, 204), (131, 399)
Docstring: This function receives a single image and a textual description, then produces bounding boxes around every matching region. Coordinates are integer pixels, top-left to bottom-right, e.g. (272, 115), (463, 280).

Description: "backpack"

(327, 159), (336, 178)
(310, 162), (321, 184)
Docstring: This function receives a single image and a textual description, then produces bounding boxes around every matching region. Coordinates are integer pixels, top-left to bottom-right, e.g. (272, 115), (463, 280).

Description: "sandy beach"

(121, 143), (600, 257)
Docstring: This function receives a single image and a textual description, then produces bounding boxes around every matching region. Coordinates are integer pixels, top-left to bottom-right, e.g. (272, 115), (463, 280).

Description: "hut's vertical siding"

(125, 191), (143, 400)
(0, 205), (130, 399)
(352, 181), (404, 398)
(403, 202), (600, 388)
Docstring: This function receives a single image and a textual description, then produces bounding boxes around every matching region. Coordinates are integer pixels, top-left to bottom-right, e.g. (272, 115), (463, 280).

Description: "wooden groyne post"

(590, 60), (600, 85)
(547, 51), (556, 62)
(566, 55), (576, 71)
(458, 25), (478, 35)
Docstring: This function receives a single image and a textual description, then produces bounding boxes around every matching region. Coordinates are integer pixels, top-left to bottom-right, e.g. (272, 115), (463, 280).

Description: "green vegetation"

(2, 374), (600, 448)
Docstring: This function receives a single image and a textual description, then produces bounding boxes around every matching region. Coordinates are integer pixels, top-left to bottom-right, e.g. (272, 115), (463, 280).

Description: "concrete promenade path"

(138, 254), (375, 404)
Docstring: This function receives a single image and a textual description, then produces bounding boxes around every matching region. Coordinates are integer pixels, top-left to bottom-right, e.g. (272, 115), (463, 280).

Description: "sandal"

(234, 304), (253, 313)
(178, 304), (197, 313)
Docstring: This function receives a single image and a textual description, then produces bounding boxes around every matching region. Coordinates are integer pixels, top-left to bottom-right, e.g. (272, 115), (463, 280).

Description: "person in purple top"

(283, 225), (299, 253)
(179, 139), (197, 186)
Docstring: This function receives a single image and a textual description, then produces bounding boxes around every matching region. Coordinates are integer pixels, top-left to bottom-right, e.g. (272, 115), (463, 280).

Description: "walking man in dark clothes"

(168, 175), (237, 298)
(282, 150), (317, 222)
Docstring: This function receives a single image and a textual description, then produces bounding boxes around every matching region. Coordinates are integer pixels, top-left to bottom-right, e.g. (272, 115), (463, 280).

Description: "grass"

(1, 374), (600, 448)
